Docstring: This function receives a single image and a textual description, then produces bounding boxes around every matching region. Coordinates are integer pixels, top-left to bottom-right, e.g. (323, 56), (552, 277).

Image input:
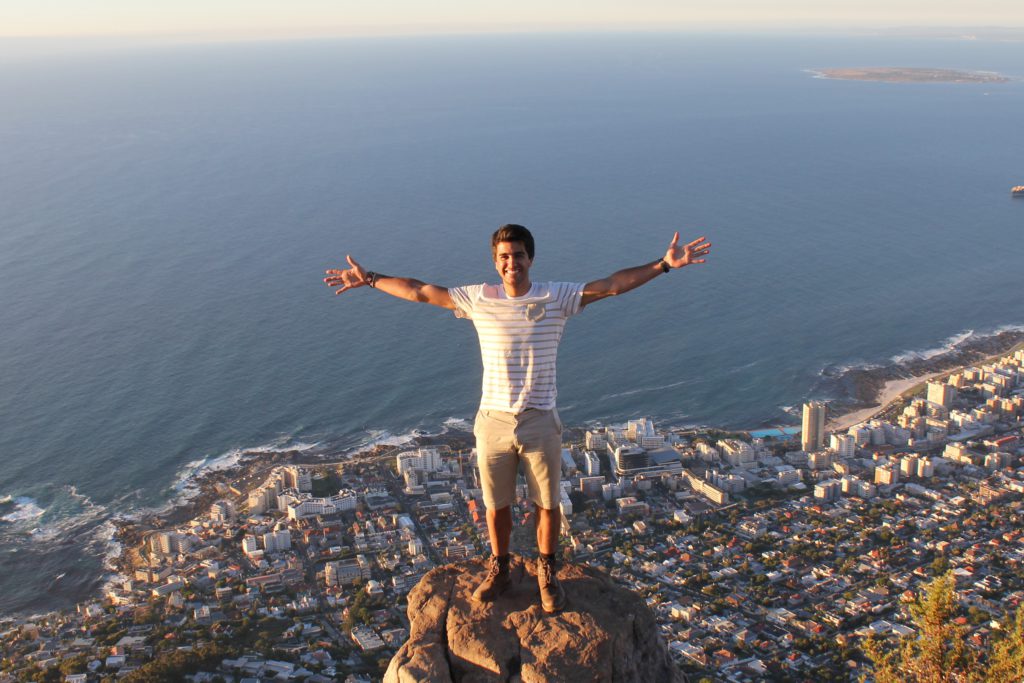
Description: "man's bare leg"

(487, 506), (512, 556)
(535, 506), (559, 555)
(473, 505), (513, 603)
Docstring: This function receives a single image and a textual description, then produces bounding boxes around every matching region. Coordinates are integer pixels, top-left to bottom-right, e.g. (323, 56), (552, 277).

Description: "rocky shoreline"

(110, 433), (476, 577)
(818, 330), (1024, 418)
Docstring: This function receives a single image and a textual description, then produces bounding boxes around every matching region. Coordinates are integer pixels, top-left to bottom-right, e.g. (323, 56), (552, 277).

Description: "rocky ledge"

(384, 558), (682, 683)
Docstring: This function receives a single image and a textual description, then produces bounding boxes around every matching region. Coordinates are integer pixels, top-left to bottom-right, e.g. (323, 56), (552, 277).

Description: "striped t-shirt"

(450, 282), (585, 413)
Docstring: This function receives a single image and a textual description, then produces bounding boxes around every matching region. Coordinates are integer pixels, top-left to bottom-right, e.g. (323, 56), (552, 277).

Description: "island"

(811, 67), (1010, 83)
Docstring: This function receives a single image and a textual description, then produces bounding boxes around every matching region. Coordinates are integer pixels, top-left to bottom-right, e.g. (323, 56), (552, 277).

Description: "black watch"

(658, 259), (671, 273)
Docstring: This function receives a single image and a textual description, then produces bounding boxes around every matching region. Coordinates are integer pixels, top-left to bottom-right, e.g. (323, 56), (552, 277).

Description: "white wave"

(29, 500), (108, 543)
(0, 494), (12, 505)
(818, 360), (881, 376)
(169, 436), (321, 503)
(779, 405), (800, 416)
(360, 429), (419, 449)
(725, 359), (764, 374)
(63, 485), (106, 513)
(1, 497), (46, 524)
(890, 329), (976, 364)
(600, 378), (697, 401)
(442, 417), (472, 431)
(92, 520), (123, 571)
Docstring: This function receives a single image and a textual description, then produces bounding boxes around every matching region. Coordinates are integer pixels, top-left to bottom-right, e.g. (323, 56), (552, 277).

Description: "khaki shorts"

(474, 408), (563, 510)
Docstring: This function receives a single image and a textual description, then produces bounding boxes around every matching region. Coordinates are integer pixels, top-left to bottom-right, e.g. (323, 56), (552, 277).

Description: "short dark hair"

(491, 224), (535, 260)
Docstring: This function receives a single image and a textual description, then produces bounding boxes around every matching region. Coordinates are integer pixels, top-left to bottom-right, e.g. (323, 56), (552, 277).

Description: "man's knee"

(487, 505), (511, 518)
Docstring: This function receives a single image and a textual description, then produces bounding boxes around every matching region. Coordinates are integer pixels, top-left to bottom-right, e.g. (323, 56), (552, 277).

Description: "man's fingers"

(687, 236), (708, 247)
(690, 258), (706, 264)
(669, 232), (680, 249)
(334, 285), (352, 295)
(346, 255), (362, 270)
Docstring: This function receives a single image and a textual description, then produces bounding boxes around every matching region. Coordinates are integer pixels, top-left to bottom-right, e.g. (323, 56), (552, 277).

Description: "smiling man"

(324, 224), (710, 613)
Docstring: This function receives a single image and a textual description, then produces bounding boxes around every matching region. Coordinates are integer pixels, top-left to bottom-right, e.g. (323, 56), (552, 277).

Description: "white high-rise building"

(583, 450), (601, 477)
(247, 488), (273, 516)
(627, 418), (665, 448)
(580, 476), (604, 497)
(695, 442), (720, 462)
(209, 499), (236, 523)
(807, 450), (831, 470)
(829, 433), (856, 459)
(848, 425), (872, 447)
(814, 480), (841, 501)
(396, 448), (443, 476)
(719, 439), (756, 468)
(151, 531), (191, 556)
(927, 382), (957, 410)
(263, 529), (291, 553)
(802, 402), (826, 453)
(242, 535), (260, 557)
(585, 430), (608, 451)
(283, 466), (312, 492)
(875, 465), (898, 486)
(917, 458), (935, 478)
(899, 456), (918, 478)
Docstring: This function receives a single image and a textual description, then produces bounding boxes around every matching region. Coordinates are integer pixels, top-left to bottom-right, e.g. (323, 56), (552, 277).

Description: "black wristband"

(366, 271), (378, 288)
(658, 259), (671, 273)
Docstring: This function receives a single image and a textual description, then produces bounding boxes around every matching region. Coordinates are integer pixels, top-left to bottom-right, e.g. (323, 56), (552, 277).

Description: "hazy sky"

(2, 0), (1022, 38)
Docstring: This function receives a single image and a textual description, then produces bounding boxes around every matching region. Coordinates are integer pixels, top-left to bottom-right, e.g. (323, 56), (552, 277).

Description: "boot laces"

(538, 557), (554, 587)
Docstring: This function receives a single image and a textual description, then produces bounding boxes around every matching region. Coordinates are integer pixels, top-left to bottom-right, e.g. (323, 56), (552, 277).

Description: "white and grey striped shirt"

(450, 282), (585, 413)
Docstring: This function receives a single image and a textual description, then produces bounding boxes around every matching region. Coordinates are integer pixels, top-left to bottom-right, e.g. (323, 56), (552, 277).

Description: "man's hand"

(663, 233), (711, 269)
(323, 257), (455, 308)
(324, 255), (368, 295)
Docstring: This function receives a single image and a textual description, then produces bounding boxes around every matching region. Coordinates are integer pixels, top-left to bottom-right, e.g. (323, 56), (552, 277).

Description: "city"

(2, 347), (1024, 682)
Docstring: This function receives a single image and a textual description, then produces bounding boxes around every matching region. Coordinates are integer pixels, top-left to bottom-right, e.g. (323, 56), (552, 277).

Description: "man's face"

(493, 240), (533, 290)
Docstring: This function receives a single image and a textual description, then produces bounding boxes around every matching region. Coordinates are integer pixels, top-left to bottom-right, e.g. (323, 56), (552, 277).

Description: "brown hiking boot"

(537, 556), (566, 613)
(472, 555), (511, 603)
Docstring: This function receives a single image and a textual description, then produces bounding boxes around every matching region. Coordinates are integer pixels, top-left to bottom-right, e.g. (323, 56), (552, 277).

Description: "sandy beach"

(827, 371), (949, 432)
(827, 339), (1024, 433)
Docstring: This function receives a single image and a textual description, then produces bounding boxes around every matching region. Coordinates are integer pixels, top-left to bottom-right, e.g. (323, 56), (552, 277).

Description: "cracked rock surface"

(384, 558), (681, 683)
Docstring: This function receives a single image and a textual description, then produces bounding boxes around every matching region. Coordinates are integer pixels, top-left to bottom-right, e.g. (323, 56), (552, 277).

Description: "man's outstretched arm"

(581, 233), (711, 308)
(324, 255), (455, 310)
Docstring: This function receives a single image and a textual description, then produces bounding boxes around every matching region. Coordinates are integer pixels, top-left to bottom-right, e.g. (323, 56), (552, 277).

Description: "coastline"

(108, 331), (1024, 568)
(12, 328), (1024, 619)
(827, 337), (1024, 432)
(827, 371), (948, 432)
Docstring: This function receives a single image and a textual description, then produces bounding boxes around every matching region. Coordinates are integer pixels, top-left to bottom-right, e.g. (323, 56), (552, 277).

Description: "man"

(324, 224), (710, 613)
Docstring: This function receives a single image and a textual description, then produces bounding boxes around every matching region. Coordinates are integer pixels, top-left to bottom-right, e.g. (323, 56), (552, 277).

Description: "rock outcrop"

(384, 558), (682, 683)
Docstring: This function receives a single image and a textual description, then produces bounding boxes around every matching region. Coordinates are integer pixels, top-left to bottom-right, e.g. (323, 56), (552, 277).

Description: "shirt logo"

(525, 303), (547, 322)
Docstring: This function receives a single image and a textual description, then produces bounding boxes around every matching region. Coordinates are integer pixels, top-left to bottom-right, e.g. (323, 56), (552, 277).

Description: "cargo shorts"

(473, 407), (563, 510)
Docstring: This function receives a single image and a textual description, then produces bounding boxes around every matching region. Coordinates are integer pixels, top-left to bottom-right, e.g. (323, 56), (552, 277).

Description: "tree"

(985, 606), (1024, 681)
(121, 642), (231, 683)
(58, 654), (89, 676)
(861, 572), (977, 683)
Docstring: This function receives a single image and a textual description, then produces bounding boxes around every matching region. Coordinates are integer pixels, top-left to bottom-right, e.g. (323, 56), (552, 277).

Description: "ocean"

(0, 31), (1022, 616)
